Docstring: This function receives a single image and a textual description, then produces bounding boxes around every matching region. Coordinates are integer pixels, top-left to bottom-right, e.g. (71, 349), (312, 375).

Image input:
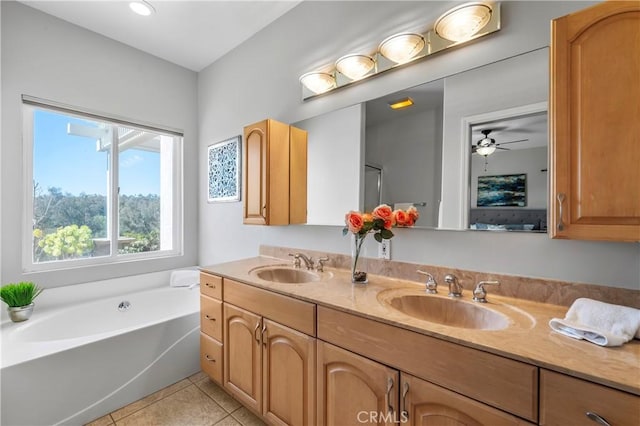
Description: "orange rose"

(345, 211), (364, 233)
(372, 204), (394, 230)
(407, 206), (419, 222)
(394, 209), (410, 226)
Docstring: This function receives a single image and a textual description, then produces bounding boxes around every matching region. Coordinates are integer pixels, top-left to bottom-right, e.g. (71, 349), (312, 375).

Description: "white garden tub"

(0, 272), (200, 426)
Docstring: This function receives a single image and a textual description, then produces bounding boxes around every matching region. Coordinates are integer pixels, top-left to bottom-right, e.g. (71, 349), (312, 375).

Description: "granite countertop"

(201, 255), (640, 396)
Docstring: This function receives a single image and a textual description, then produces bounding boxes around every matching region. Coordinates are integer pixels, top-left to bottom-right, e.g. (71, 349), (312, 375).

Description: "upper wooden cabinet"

(550, 1), (640, 241)
(243, 119), (307, 225)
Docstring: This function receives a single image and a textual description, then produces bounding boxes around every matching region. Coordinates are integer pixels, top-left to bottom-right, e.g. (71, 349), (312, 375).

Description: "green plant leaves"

(0, 282), (43, 307)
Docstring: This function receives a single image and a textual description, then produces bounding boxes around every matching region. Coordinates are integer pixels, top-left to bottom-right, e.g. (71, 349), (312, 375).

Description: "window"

(22, 97), (183, 271)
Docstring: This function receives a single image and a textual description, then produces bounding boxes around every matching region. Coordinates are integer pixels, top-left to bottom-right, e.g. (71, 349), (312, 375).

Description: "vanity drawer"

(317, 306), (538, 422)
(200, 295), (223, 341)
(539, 369), (640, 425)
(200, 332), (223, 384)
(224, 279), (316, 336)
(200, 272), (222, 299)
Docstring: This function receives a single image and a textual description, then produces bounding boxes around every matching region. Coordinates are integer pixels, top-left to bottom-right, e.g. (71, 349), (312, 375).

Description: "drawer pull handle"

(206, 283), (216, 289)
(261, 324), (267, 347)
(401, 381), (409, 420)
(204, 315), (216, 321)
(586, 412), (611, 426)
(204, 355), (216, 363)
(557, 193), (565, 231)
(386, 377), (395, 415)
(254, 321), (261, 343)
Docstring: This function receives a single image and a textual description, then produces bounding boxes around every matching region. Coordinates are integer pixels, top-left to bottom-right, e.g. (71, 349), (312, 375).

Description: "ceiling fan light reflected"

(378, 33), (426, 64)
(299, 72), (337, 95)
(435, 3), (492, 42)
(476, 145), (496, 156)
(336, 54), (375, 80)
(129, 0), (155, 16)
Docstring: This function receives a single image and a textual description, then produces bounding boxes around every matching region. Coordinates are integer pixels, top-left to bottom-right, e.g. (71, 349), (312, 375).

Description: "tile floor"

(85, 372), (266, 426)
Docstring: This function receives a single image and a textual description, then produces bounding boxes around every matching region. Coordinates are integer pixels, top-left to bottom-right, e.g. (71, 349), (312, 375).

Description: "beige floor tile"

(195, 378), (241, 413)
(213, 415), (242, 426)
(230, 407), (266, 426)
(84, 414), (114, 426)
(115, 385), (227, 426)
(189, 371), (209, 383)
(110, 379), (192, 421)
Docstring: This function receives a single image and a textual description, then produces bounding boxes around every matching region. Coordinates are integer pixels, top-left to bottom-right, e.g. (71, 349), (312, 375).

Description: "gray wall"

(198, 0), (639, 290)
(1, 2), (199, 287)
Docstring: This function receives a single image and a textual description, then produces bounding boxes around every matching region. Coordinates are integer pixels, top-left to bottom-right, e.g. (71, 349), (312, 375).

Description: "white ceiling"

(18, 0), (302, 72)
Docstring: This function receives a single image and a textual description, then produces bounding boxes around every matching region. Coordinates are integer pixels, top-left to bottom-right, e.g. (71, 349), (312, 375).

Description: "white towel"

(393, 203), (415, 210)
(549, 298), (640, 347)
(170, 270), (200, 288)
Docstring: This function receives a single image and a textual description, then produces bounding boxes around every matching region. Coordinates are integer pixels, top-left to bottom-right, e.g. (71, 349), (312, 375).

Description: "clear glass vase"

(351, 233), (368, 284)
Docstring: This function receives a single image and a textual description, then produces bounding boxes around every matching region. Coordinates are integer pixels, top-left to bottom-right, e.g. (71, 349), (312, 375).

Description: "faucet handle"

(472, 281), (500, 303)
(316, 257), (329, 272)
(416, 270), (437, 294)
(288, 253), (301, 268)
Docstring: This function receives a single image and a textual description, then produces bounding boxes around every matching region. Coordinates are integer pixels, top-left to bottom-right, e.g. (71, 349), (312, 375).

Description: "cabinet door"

(540, 369), (640, 426)
(401, 373), (532, 426)
(243, 120), (268, 225)
(224, 303), (262, 413)
(200, 295), (222, 341)
(317, 341), (399, 426)
(262, 319), (316, 426)
(550, 1), (640, 241)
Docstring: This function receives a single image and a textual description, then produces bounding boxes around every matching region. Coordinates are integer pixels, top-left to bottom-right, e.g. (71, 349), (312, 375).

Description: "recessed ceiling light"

(129, 1), (155, 17)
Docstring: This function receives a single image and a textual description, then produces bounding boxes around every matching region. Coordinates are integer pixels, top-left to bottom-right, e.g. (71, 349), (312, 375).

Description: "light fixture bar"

(388, 98), (414, 110)
(300, 2), (500, 100)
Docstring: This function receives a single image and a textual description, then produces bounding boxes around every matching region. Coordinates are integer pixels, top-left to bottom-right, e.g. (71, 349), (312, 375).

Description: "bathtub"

(1, 274), (201, 426)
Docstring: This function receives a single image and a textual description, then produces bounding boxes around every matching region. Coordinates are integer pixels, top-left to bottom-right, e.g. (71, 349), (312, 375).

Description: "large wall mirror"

(295, 47), (549, 231)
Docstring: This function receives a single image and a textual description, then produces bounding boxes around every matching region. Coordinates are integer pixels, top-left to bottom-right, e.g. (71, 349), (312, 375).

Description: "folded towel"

(170, 270), (200, 288)
(549, 298), (640, 347)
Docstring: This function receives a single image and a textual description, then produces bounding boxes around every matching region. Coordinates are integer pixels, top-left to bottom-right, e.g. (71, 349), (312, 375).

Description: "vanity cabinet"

(223, 279), (316, 425)
(243, 119), (307, 226)
(317, 341), (399, 426)
(317, 305), (538, 423)
(401, 373), (532, 426)
(550, 1), (640, 241)
(539, 369), (640, 426)
(199, 272), (224, 384)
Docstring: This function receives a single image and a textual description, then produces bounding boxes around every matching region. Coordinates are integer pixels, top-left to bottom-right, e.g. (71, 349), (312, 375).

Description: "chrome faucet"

(444, 274), (462, 297)
(295, 253), (315, 270)
(472, 281), (500, 303)
(316, 257), (329, 272)
(417, 270), (438, 294)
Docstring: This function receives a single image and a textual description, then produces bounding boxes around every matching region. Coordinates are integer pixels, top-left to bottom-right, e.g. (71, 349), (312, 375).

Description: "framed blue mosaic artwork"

(208, 136), (241, 203)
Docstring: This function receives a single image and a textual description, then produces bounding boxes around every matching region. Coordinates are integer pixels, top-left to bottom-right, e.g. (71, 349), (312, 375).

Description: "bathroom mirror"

(297, 48), (549, 230)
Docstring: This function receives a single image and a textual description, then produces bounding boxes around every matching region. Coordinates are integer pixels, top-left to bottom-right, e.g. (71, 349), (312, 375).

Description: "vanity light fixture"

(434, 2), (492, 42)
(378, 33), (426, 64)
(388, 97), (414, 110)
(299, 2), (500, 100)
(299, 72), (337, 95)
(129, 0), (155, 16)
(335, 54), (376, 81)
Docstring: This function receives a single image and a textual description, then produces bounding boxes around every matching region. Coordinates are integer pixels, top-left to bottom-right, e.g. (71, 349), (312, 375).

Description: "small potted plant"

(1, 281), (43, 322)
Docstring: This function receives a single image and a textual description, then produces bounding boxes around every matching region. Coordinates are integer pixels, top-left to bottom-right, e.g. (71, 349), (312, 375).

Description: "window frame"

(21, 96), (184, 273)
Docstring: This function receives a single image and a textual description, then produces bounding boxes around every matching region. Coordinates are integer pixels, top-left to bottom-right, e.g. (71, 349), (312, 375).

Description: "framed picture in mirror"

(477, 173), (526, 207)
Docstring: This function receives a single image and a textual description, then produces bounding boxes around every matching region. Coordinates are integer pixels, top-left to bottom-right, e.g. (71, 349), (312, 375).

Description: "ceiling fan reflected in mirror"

(472, 129), (528, 156)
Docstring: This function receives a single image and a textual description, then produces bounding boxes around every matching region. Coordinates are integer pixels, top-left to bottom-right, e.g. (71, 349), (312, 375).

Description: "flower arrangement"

(343, 204), (419, 283)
